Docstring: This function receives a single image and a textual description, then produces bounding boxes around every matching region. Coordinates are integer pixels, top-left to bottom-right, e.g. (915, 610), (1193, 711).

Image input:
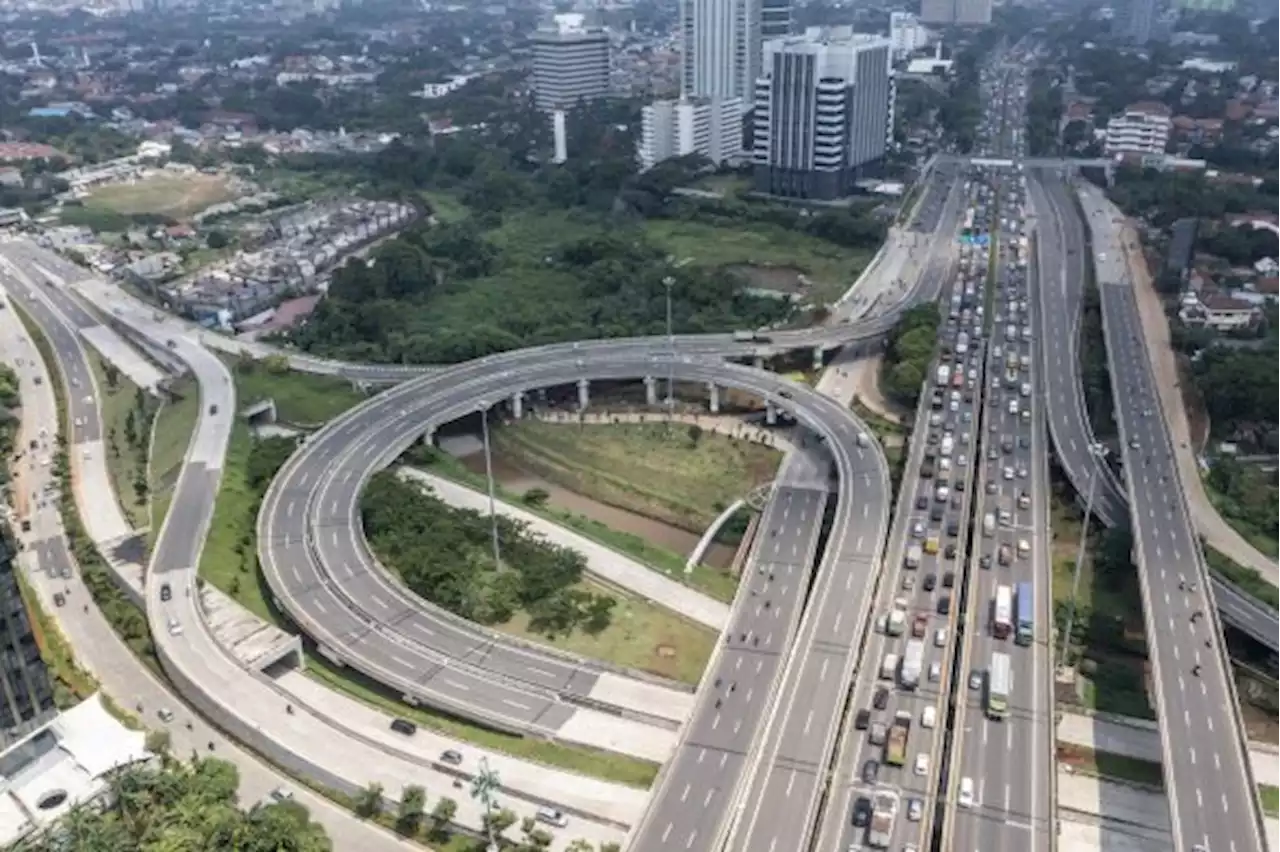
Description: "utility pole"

(478, 401), (501, 570)
(663, 275), (675, 420)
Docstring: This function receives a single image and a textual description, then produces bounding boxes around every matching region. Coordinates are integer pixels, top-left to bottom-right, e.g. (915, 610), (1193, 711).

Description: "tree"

(206, 230), (230, 250)
(428, 795), (458, 839)
(355, 782), (384, 818)
(395, 785), (426, 835)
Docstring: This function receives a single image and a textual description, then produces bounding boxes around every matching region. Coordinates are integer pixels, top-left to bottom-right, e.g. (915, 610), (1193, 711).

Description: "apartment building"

(920, 0), (992, 26)
(680, 0), (760, 102)
(0, 533), (56, 751)
(889, 12), (932, 61)
(531, 13), (611, 113)
(638, 97), (744, 170)
(752, 29), (893, 200)
(1104, 102), (1172, 157)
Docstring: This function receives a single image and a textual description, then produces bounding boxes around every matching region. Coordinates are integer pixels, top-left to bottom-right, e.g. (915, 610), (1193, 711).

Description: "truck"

(955, 331), (970, 356)
(885, 710), (912, 766)
(905, 543), (923, 569)
(886, 606), (907, 637)
(900, 640), (925, 689)
(936, 364), (951, 386)
(867, 791), (900, 848)
(732, 330), (772, 343)
(940, 435), (954, 458)
(921, 451), (936, 478)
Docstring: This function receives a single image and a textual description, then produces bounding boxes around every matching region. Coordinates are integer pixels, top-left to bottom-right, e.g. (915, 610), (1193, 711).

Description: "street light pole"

(1060, 444), (1104, 670)
(478, 401), (501, 570)
(663, 275), (675, 419)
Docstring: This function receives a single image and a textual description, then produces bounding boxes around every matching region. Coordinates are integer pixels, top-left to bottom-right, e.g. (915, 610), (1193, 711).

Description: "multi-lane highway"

(1083, 185), (1268, 852)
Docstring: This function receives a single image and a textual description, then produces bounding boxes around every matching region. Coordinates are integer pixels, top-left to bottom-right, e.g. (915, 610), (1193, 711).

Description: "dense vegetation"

(361, 472), (616, 637)
(1189, 348), (1277, 450)
(1025, 69), (1063, 157)
(880, 304), (942, 408)
(0, 363), (18, 488)
(11, 758), (332, 852)
(282, 123), (887, 364)
(1107, 167), (1278, 228)
(1204, 454), (1278, 557)
(1077, 283), (1116, 438)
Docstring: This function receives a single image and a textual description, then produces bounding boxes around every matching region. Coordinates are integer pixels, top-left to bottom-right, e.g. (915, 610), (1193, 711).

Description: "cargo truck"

(940, 435), (954, 457)
(905, 543), (923, 569)
(885, 710), (912, 766)
(867, 791), (900, 848)
(880, 653), (899, 680)
(900, 639), (924, 689)
(936, 364), (951, 386)
(732, 330), (772, 343)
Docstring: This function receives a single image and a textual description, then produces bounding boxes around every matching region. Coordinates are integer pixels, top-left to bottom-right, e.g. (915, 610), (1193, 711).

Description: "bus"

(1015, 581), (1034, 646)
(987, 652), (1011, 720)
(992, 585), (1013, 640)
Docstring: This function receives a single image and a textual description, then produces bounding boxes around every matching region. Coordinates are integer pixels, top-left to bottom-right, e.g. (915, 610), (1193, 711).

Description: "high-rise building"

(638, 96), (744, 170)
(761, 0), (790, 38)
(1123, 0), (1156, 44)
(680, 0), (760, 103)
(920, 0), (992, 26)
(0, 532), (56, 750)
(889, 12), (932, 61)
(531, 13), (611, 113)
(752, 29), (893, 200)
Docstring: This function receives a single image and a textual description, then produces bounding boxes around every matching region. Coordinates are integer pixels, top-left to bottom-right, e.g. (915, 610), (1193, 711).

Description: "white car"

(907, 797), (924, 822)
(929, 661), (942, 682)
(1003, 466), (1015, 481)
(934, 627), (948, 648)
(269, 787), (293, 803)
(958, 777), (975, 808)
(166, 618), (183, 637)
(921, 705), (937, 729)
(914, 753), (930, 777)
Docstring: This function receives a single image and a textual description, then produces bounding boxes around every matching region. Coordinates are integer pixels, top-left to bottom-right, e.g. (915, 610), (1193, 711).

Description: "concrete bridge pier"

(644, 376), (658, 406)
(765, 402), (777, 426)
(812, 345), (824, 371)
(511, 391), (524, 420)
(707, 383), (720, 414)
(753, 355), (765, 371)
(577, 378), (590, 411)
(420, 426), (437, 446)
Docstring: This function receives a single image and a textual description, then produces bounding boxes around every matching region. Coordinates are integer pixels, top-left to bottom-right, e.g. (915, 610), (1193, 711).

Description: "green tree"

(206, 230), (230, 250)
(428, 796), (457, 840)
(355, 782), (384, 818)
(395, 784), (426, 835)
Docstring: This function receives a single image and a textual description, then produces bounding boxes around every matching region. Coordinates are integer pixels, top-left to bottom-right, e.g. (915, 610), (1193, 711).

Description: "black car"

(854, 709), (871, 730)
(390, 718), (417, 736)
(861, 760), (880, 784)
(916, 494), (929, 510)
(944, 543), (958, 560)
(852, 796), (873, 827)
(923, 573), (937, 591)
(947, 520), (960, 537)
(160, 583), (172, 602)
(937, 595), (952, 615)
(930, 505), (944, 522)
(980, 554), (993, 570)
(873, 686), (890, 710)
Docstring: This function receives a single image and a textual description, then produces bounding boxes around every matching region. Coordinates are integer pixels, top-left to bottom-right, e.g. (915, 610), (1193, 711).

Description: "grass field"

(90, 354), (150, 529)
(492, 420), (780, 534)
(691, 173), (752, 197)
(1261, 784), (1279, 817)
(497, 579), (715, 684)
(1056, 743), (1165, 788)
(86, 174), (238, 220)
(147, 377), (200, 545)
(228, 359), (367, 425)
(421, 191), (470, 224)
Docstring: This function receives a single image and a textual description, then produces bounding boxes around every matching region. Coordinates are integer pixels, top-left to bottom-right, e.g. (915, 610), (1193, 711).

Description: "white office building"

(752, 29), (893, 200)
(889, 12), (932, 60)
(920, 0), (992, 26)
(680, 0), (760, 103)
(638, 97), (744, 171)
(1104, 102), (1172, 157)
(531, 13), (611, 113)
(1124, 0), (1156, 44)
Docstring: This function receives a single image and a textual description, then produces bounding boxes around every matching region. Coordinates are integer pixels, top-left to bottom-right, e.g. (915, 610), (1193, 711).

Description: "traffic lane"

(1, 273), (102, 445)
(632, 488), (830, 852)
(1102, 288), (1261, 849)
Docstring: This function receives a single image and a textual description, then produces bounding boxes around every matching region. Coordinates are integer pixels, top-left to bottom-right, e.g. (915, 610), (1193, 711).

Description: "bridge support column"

(707, 383), (720, 414)
(644, 376), (658, 406)
(812, 346), (824, 371)
(577, 379), (590, 411)
(420, 426), (436, 446)
(511, 391), (524, 420)
(753, 355), (765, 371)
(765, 402), (777, 426)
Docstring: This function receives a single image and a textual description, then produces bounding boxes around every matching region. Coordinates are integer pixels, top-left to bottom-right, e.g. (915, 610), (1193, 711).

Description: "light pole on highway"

(1059, 442), (1107, 671)
(478, 400), (502, 571)
(662, 275), (676, 419)
(470, 757), (501, 852)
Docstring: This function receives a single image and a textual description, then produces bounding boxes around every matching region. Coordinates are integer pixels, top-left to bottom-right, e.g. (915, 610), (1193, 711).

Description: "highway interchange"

(0, 46), (1274, 852)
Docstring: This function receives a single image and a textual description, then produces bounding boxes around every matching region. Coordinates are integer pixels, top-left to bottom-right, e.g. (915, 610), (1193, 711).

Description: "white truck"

(880, 652), (899, 680)
(900, 639), (925, 689)
(955, 330), (970, 356)
(867, 791), (900, 848)
(905, 543), (923, 569)
(940, 435), (954, 458)
(936, 364), (951, 386)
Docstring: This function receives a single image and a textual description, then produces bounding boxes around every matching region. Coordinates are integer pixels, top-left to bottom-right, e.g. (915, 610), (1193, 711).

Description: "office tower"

(761, 0), (790, 38)
(638, 96), (744, 170)
(752, 29), (893, 200)
(680, 0), (760, 102)
(889, 12), (932, 61)
(920, 0), (992, 25)
(531, 13), (611, 113)
(1124, 0), (1156, 44)
(0, 532), (56, 750)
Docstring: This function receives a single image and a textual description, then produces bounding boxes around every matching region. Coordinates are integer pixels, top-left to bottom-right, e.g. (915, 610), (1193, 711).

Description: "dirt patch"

(725, 264), (807, 293)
